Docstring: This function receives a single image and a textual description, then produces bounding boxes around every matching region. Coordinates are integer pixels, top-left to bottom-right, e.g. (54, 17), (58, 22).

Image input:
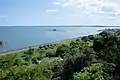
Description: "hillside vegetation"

(0, 29), (120, 80)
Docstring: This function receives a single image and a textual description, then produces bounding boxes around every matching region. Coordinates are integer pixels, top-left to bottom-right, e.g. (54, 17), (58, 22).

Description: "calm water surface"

(0, 26), (118, 52)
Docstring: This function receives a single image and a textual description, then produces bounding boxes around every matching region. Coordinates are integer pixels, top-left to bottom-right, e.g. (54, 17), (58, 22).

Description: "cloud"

(45, 9), (58, 12)
(53, 2), (60, 5)
(53, 0), (120, 17)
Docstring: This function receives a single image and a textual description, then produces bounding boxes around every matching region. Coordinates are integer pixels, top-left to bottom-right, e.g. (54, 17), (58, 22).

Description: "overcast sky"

(0, 0), (120, 26)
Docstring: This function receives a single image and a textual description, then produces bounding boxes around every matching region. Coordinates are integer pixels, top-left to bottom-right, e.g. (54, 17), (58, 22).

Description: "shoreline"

(0, 37), (78, 56)
(0, 31), (100, 56)
(0, 28), (104, 56)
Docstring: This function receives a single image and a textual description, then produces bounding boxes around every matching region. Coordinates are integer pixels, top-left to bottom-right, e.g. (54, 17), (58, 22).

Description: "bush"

(74, 63), (104, 80)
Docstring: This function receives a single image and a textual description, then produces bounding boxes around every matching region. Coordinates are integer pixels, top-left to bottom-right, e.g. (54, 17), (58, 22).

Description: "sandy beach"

(0, 45), (39, 56)
(0, 37), (77, 56)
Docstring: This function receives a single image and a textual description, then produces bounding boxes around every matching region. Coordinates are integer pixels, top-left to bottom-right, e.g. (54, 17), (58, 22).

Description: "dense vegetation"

(0, 29), (120, 80)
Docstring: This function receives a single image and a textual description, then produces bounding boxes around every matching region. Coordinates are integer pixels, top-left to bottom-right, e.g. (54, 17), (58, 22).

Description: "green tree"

(74, 63), (104, 80)
(56, 44), (70, 58)
(81, 36), (90, 42)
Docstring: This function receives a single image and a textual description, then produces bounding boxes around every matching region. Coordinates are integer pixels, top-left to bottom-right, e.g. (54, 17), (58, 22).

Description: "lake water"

(0, 26), (119, 52)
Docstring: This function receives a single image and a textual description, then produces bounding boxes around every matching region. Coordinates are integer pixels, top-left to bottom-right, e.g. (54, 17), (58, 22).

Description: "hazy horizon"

(0, 25), (119, 27)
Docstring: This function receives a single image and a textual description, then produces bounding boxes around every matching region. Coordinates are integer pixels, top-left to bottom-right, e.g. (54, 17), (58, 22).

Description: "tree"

(88, 35), (94, 40)
(45, 49), (56, 57)
(56, 44), (70, 58)
(93, 39), (104, 52)
(54, 47), (97, 80)
(74, 63), (104, 80)
(81, 36), (90, 42)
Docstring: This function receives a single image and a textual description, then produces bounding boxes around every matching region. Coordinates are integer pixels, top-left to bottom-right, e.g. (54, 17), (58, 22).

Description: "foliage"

(74, 63), (104, 80)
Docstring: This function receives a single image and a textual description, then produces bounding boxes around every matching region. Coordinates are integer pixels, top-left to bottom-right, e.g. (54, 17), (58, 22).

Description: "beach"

(0, 37), (77, 55)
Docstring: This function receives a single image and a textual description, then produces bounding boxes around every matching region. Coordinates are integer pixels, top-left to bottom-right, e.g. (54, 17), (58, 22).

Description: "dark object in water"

(47, 29), (65, 32)
(0, 41), (2, 45)
(53, 29), (57, 31)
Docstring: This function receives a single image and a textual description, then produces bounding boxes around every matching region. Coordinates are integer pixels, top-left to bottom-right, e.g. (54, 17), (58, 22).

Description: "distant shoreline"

(0, 25), (118, 27)
(0, 45), (38, 55)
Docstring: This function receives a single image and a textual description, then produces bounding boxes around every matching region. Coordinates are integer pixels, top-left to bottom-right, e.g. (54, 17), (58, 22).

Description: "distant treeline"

(0, 25), (119, 27)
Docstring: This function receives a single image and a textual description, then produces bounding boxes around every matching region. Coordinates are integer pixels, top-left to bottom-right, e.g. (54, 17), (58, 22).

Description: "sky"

(0, 0), (120, 26)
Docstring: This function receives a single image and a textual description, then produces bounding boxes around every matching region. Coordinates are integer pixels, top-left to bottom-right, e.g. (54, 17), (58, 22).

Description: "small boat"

(47, 29), (65, 32)
(53, 29), (57, 31)
(0, 41), (7, 45)
(0, 41), (3, 45)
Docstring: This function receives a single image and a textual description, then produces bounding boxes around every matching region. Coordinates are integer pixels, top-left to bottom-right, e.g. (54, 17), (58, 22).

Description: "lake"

(0, 26), (119, 52)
